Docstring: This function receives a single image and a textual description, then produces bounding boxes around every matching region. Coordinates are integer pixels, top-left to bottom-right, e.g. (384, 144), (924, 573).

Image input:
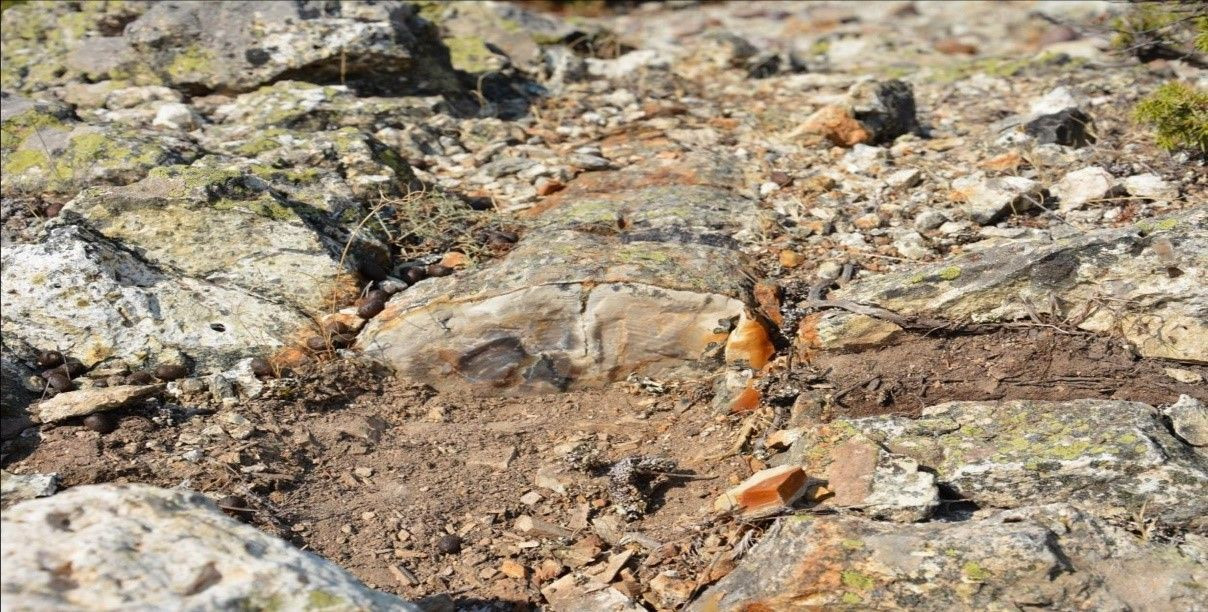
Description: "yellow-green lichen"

(962, 561), (991, 581)
(841, 592), (864, 604)
(165, 45), (216, 81)
(938, 266), (962, 281)
(841, 539), (865, 550)
(304, 590), (346, 610)
(444, 36), (496, 73)
(841, 570), (875, 591)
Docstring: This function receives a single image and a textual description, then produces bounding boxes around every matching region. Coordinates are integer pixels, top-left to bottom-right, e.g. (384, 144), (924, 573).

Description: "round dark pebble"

(250, 357), (274, 378)
(36, 350), (64, 369)
(437, 534), (462, 555)
(42, 365), (69, 379)
(356, 299), (385, 319)
(402, 266), (428, 284)
(83, 413), (118, 434)
(217, 494), (248, 509)
(358, 259), (389, 282)
(329, 333), (356, 349)
(426, 264), (453, 278)
(43, 202), (65, 218)
(324, 320), (351, 335)
(46, 372), (73, 392)
(65, 359), (87, 377)
(126, 371), (156, 385)
(154, 363), (188, 381)
(305, 336), (329, 351)
(93, 378), (109, 388)
(365, 289), (389, 304)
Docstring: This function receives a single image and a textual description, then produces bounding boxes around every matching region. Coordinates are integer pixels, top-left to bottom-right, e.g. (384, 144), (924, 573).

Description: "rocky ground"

(2, 1), (1206, 610)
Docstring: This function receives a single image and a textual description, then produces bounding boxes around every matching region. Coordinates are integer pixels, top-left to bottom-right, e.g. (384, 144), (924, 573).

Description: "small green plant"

(1133, 81), (1208, 153)
(1111, 3), (1207, 60)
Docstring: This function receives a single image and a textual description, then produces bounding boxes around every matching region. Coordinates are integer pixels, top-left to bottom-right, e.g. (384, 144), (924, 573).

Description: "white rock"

(33, 384), (162, 424)
(914, 209), (948, 231)
(1028, 86), (1081, 116)
(0, 484), (416, 610)
(1164, 395), (1207, 447)
(1124, 174), (1178, 201)
(885, 168), (923, 189)
(152, 102), (200, 130)
(893, 231), (931, 260)
(952, 174), (1043, 225)
(1050, 166), (1119, 211)
(0, 471), (58, 507)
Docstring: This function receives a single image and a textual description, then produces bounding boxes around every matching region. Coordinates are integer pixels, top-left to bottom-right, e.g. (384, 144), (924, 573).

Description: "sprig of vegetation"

(1133, 81), (1208, 153)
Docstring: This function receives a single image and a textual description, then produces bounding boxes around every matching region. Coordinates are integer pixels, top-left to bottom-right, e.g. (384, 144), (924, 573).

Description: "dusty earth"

(2, 0), (1207, 610)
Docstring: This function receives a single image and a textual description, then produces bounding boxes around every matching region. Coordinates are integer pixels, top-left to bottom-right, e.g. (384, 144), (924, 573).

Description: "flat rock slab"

(359, 154), (774, 392)
(692, 504), (1206, 610)
(803, 207), (1207, 363)
(0, 484), (417, 611)
(33, 384), (162, 424)
(786, 399), (1208, 523)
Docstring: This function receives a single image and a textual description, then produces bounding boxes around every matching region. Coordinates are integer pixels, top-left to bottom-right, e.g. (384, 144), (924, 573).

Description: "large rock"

(0, 484), (417, 611)
(786, 399), (1208, 522)
(0, 224), (312, 372)
(0, 342), (37, 439)
(802, 208), (1208, 363)
(359, 154), (773, 392)
(692, 504), (1207, 610)
(122, 1), (460, 96)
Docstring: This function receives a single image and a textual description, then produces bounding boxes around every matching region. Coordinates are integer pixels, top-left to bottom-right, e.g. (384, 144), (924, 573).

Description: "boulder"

(692, 504), (1207, 610)
(801, 207), (1208, 363)
(0, 484), (417, 610)
(784, 399), (1208, 522)
(359, 154), (772, 392)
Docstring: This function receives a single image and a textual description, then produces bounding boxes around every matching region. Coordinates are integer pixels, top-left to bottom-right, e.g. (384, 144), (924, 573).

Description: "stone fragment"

(0, 471), (58, 508)
(499, 560), (527, 580)
(803, 208), (1207, 362)
(0, 484), (416, 610)
(1165, 367), (1204, 384)
(1124, 173), (1178, 201)
(1165, 395), (1208, 447)
(515, 515), (575, 540)
(952, 174), (1044, 224)
(914, 209), (948, 230)
(847, 79), (920, 144)
(33, 384), (162, 424)
(793, 105), (870, 147)
(1024, 108), (1095, 147)
(542, 573), (643, 612)
(814, 434), (938, 522)
(692, 504), (1207, 610)
(714, 465), (808, 517)
(1050, 166), (1120, 211)
(152, 102), (201, 131)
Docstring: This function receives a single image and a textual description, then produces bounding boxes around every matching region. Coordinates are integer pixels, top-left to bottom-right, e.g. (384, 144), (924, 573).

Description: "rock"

(121, 1), (460, 96)
(1024, 108), (1095, 147)
(793, 105), (871, 147)
(787, 399), (1208, 522)
(32, 384), (162, 424)
(800, 208), (1207, 363)
(0, 225), (313, 372)
(1050, 166), (1120, 211)
(1165, 395), (1208, 447)
(359, 154), (771, 392)
(0, 484), (416, 610)
(515, 515), (575, 540)
(1165, 367), (1204, 384)
(542, 572), (644, 612)
(914, 209), (948, 231)
(0, 471), (58, 508)
(885, 167), (922, 189)
(952, 174), (1044, 224)
(1124, 173), (1178, 201)
(692, 504), (1207, 610)
(847, 79), (920, 144)
(151, 102), (201, 131)
(714, 465), (808, 517)
(1, 343), (37, 439)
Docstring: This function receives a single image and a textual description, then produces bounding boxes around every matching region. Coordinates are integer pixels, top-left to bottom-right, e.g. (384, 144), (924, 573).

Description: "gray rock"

(123, 1), (460, 96)
(692, 504), (1207, 610)
(0, 471), (58, 508)
(0, 484), (417, 610)
(1, 343), (37, 440)
(1166, 395), (1208, 447)
(1050, 166), (1120, 211)
(806, 207), (1207, 363)
(1024, 108), (1095, 147)
(1125, 173), (1178, 201)
(33, 384), (162, 424)
(951, 174), (1044, 224)
(914, 209), (948, 231)
(848, 79), (920, 144)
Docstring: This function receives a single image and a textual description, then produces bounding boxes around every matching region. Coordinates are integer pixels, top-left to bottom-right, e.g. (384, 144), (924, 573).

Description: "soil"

(4, 325), (1202, 609)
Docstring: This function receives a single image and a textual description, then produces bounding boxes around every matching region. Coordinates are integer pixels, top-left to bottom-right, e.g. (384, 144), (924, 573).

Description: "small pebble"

(36, 350), (64, 369)
(43, 202), (64, 218)
(437, 534), (463, 555)
(329, 333), (356, 349)
(402, 267), (428, 284)
(93, 378), (109, 388)
(305, 336), (329, 352)
(356, 300), (385, 319)
(249, 357), (274, 378)
(426, 264), (453, 278)
(46, 372), (73, 392)
(365, 289), (389, 304)
(154, 364), (188, 381)
(65, 360), (86, 377)
(126, 371), (156, 385)
(83, 413), (118, 434)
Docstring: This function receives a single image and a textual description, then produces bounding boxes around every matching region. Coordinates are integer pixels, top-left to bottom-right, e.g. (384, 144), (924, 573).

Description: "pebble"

(83, 413), (118, 434)
(36, 350), (64, 369)
(437, 534), (463, 555)
(154, 364), (188, 381)
(126, 371), (156, 385)
(356, 300), (385, 319)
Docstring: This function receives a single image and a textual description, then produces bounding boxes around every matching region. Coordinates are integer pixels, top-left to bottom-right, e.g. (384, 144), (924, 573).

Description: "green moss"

(165, 45), (216, 81)
(3, 148), (48, 175)
(938, 266), (962, 281)
(444, 36), (496, 73)
(841, 539), (865, 550)
(1136, 217), (1180, 234)
(841, 592), (864, 604)
(234, 129), (288, 156)
(1133, 81), (1208, 153)
(304, 590), (345, 610)
(962, 561), (991, 581)
(213, 195), (297, 222)
(841, 570), (875, 591)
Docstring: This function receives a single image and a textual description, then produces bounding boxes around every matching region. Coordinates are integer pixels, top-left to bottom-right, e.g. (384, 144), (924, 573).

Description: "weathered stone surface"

(0, 484), (417, 610)
(1166, 395), (1208, 447)
(1050, 166), (1120, 211)
(788, 399), (1208, 522)
(360, 155), (770, 392)
(794, 433), (939, 522)
(951, 174), (1044, 224)
(0, 342), (37, 439)
(848, 79), (920, 144)
(692, 504), (1207, 610)
(0, 225), (313, 371)
(1125, 173), (1179, 201)
(714, 465), (808, 517)
(0, 470), (58, 508)
(32, 384), (162, 424)
(804, 208), (1207, 363)
(123, 1), (459, 96)
(1025, 108), (1095, 147)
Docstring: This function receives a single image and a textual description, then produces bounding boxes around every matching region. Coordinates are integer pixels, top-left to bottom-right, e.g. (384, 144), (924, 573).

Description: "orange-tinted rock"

(714, 465), (807, 517)
(793, 105), (871, 147)
(439, 251), (470, 269)
(728, 383), (762, 413)
(778, 249), (804, 268)
(725, 312), (775, 370)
